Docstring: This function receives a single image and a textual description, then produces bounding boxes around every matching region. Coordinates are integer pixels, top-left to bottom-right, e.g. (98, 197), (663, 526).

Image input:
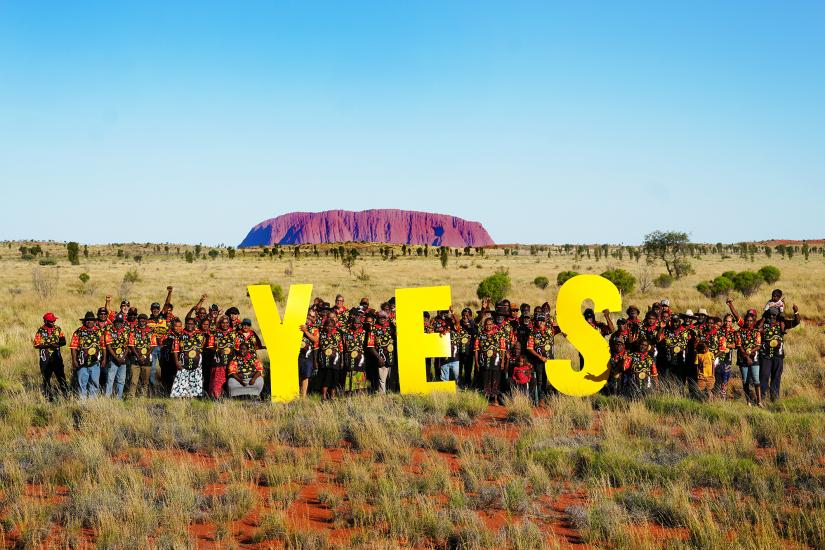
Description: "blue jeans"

(150, 346), (162, 385)
(105, 360), (127, 398)
(76, 363), (100, 399)
(440, 360), (460, 382)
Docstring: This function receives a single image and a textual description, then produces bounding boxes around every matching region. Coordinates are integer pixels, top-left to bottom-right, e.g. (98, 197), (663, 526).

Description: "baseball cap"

(151, 302), (161, 309)
(242, 318), (252, 326)
(43, 312), (58, 322)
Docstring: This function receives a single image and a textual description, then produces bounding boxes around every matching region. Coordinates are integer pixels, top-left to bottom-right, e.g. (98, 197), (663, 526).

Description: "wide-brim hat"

(80, 311), (96, 322)
(697, 308), (708, 316)
(626, 305), (640, 314)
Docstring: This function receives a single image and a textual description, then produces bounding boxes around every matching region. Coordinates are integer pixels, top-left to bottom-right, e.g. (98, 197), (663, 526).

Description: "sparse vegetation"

(0, 240), (822, 548)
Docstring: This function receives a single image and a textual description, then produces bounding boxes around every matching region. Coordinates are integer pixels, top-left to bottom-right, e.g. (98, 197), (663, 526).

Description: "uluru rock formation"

(239, 209), (495, 248)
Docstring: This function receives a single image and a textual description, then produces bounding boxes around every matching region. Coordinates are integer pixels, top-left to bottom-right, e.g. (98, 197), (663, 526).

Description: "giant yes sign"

(249, 274), (622, 402)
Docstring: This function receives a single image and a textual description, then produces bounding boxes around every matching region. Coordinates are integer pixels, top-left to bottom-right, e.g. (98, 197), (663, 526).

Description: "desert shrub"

(644, 395), (738, 425)
(570, 492), (630, 546)
(573, 447), (666, 486)
(209, 483), (256, 522)
(123, 269), (140, 283)
(38, 258), (56, 266)
(425, 431), (460, 454)
(251, 509), (289, 543)
(502, 478), (531, 513)
(530, 447), (573, 479)
(722, 270), (737, 280)
(533, 275), (550, 289)
(557, 270), (579, 286)
(496, 519), (548, 550)
(614, 483), (692, 527)
(710, 275), (734, 297)
(255, 281), (284, 302)
(78, 272), (90, 284)
(600, 268), (636, 294)
(698, 275), (734, 298)
(443, 391), (487, 419)
(476, 269), (511, 303)
(504, 392), (533, 424)
(758, 265), (781, 284)
(653, 273), (674, 288)
(733, 270), (762, 296)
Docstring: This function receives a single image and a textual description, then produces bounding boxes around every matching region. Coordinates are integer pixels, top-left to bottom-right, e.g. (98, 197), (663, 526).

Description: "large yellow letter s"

(546, 275), (622, 397)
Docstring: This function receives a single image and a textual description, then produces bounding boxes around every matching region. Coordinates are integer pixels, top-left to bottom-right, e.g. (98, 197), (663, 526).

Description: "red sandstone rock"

(239, 209), (495, 248)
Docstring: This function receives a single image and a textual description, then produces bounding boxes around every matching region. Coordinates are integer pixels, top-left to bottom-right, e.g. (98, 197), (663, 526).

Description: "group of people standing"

(33, 287), (266, 400)
(33, 286), (800, 407)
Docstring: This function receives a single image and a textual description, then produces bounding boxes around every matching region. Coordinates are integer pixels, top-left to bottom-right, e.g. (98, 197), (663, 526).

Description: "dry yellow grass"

(0, 241), (823, 549)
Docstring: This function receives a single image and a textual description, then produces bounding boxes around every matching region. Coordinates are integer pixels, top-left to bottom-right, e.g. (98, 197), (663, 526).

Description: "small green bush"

(533, 275), (550, 289)
(710, 275), (734, 297)
(476, 269), (511, 303)
(653, 273), (674, 288)
(733, 270), (762, 296)
(254, 282), (284, 302)
(557, 270), (579, 287)
(600, 268), (636, 295)
(123, 270), (141, 283)
(758, 265), (781, 284)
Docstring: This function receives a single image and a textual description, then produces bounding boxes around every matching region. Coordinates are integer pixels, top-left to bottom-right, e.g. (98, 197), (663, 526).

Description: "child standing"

(695, 342), (715, 400)
(510, 354), (532, 396)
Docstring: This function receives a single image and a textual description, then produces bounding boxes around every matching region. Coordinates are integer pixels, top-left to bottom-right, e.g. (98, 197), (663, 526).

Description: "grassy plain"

(0, 242), (823, 548)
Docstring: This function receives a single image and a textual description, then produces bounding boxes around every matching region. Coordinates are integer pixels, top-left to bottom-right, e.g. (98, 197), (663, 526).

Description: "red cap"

(43, 312), (58, 322)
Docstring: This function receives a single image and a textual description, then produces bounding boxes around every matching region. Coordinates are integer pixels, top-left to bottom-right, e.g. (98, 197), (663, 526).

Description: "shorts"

(697, 374), (715, 392)
(318, 368), (339, 389)
(299, 354), (314, 380)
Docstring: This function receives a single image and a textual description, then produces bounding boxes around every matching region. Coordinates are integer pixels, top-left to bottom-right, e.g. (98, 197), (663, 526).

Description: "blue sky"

(1, 1), (823, 246)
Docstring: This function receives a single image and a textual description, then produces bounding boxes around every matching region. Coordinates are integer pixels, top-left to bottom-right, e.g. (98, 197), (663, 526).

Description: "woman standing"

(317, 318), (343, 399)
(170, 317), (206, 398)
(209, 316), (236, 399)
(343, 309), (369, 394)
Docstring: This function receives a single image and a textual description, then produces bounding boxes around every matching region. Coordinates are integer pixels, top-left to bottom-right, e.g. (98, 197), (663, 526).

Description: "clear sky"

(1, 1), (823, 246)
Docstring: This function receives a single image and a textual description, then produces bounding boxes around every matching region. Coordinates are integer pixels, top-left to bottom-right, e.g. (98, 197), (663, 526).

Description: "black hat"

(151, 302), (161, 309)
(210, 304), (219, 311)
(226, 306), (240, 315)
(113, 314), (125, 323)
(242, 318), (253, 326)
(462, 307), (472, 315)
(583, 308), (595, 319)
(535, 313), (547, 321)
(97, 307), (107, 315)
(121, 300), (130, 307)
(80, 311), (96, 322)
(494, 305), (509, 316)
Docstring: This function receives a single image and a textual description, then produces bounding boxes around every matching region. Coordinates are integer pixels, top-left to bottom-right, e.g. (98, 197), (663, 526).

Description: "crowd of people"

(33, 286), (801, 407)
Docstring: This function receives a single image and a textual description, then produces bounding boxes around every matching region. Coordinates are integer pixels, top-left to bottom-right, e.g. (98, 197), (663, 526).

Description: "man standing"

(128, 314), (157, 398)
(104, 315), (130, 398)
(454, 308), (477, 388)
(759, 305), (800, 402)
(525, 312), (557, 403)
(70, 312), (106, 399)
(33, 312), (68, 401)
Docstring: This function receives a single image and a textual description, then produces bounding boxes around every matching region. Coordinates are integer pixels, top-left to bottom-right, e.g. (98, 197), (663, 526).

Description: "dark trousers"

(458, 352), (474, 388)
(760, 356), (784, 401)
(40, 354), (68, 401)
(532, 359), (549, 399)
(482, 368), (501, 401)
